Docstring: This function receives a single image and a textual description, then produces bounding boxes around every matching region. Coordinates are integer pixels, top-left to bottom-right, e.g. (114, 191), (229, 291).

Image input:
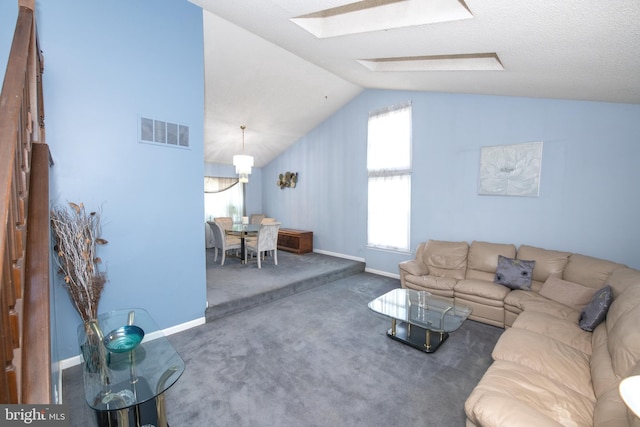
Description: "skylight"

(358, 53), (504, 72)
(291, 0), (473, 38)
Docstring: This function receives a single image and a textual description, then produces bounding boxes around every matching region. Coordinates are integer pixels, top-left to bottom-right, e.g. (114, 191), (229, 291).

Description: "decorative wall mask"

(278, 172), (298, 189)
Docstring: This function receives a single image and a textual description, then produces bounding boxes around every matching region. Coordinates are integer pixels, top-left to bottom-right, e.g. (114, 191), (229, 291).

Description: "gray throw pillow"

(579, 285), (613, 332)
(494, 255), (535, 290)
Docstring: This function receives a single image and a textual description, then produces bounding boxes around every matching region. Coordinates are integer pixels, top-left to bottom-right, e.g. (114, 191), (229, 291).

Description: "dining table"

(226, 223), (260, 264)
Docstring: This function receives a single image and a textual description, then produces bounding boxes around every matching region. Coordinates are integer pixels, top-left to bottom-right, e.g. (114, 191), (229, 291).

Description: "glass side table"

(77, 308), (185, 427)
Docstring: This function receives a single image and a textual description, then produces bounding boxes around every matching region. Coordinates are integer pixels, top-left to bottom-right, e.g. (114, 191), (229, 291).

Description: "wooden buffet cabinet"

(277, 228), (313, 254)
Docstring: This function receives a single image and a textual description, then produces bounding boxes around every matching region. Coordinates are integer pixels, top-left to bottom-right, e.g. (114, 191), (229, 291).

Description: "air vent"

(139, 116), (189, 148)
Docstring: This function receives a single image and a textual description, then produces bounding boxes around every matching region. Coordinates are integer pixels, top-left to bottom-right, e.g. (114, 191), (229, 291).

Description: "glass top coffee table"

(368, 288), (472, 353)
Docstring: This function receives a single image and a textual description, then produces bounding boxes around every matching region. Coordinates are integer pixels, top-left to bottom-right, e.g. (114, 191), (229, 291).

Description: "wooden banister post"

(18, 0), (34, 11)
(22, 143), (51, 403)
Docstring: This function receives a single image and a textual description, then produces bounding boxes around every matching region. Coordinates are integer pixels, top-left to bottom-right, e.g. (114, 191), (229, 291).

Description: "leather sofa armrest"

(470, 393), (564, 427)
(399, 259), (429, 276)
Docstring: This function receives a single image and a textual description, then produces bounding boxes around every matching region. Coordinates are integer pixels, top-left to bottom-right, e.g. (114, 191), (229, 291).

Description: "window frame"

(366, 102), (412, 252)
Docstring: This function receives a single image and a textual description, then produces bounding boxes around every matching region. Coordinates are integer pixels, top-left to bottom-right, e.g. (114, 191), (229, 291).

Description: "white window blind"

(367, 103), (412, 251)
(204, 177), (244, 222)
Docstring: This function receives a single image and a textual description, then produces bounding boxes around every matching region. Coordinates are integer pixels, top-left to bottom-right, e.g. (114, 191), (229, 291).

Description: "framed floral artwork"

(478, 142), (543, 197)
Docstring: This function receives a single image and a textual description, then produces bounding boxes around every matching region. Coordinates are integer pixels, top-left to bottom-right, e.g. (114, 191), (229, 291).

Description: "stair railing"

(0, 0), (52, 403)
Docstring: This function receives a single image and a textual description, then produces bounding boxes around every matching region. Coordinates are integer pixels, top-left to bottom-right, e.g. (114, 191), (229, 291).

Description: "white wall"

(263, 89), (640, 272)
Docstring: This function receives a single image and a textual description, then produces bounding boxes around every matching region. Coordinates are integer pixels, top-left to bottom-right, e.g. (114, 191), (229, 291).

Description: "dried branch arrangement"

(51, 202), (108, 323)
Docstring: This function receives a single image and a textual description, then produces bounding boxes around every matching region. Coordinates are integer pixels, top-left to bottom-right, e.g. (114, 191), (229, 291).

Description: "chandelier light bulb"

(233, 125), (254, 182)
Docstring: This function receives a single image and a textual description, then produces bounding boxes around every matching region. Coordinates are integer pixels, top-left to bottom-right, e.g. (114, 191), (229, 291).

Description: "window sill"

(366, 245), (412, 256)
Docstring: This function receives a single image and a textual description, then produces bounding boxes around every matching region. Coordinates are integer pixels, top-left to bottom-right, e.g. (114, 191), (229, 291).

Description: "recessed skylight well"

(291, 0), (473, 38)
(358, 53), (504, 72)
(299, 0), (407, 18)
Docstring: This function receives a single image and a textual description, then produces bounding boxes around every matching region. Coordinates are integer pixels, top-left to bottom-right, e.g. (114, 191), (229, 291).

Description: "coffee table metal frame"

(368, 288), (472, 353)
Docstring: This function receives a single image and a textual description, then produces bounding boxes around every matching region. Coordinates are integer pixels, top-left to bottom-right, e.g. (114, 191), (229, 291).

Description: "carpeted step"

(205, 258), (364, 322)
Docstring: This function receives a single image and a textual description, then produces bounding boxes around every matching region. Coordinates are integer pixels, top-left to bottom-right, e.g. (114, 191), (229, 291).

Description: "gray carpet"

(206, 250), (365, 321)
(63, 270), (503, 426)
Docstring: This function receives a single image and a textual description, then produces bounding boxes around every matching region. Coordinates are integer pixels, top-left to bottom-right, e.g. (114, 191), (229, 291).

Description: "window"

(204, 177), (244, 222)
(367, 103), (412, 251)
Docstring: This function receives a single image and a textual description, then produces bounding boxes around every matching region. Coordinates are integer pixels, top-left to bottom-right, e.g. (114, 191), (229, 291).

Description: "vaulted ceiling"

(191, 0), (640, 168)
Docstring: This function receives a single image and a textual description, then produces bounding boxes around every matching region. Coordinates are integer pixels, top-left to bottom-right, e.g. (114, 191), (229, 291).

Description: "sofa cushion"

(471, 393), (568, 427)
(504, 289), (540, 311)
(420, 240), (469, 279)
(579, 286), (613, 331)
(539, 276), (598, 312)
(563, 253), (625, 289)
(465, 360), (595, 427)
(607, 303), (640, 378)
(516, 244), (571, 286)
(607, 267), (640, 298)
(492, 328), (595, 399)
(512, 310), (592, 355)
(404, 274), (457, 293)
(590, 322), (618, 398)
(593, 386), (633, 427)
(455, 279), (510, 305)
(466, 241), (516, 282)
(606, 283), (640, 327)
(398, 259), (429, 277)
(494, 255), (535, 290)
(505, 290), (584, 325)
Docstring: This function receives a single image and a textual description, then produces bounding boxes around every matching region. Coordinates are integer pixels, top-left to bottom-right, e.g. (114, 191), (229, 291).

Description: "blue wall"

(263, 89), (640, 271)
(35, 0), (206, 360)
(3, 0), (640, 365)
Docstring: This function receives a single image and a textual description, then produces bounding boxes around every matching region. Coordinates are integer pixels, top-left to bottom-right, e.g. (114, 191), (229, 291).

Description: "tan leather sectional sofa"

(399, 240), (640, 427)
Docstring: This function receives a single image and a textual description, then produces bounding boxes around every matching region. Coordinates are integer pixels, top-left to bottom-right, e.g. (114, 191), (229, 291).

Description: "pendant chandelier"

(233, 125), (254, 183)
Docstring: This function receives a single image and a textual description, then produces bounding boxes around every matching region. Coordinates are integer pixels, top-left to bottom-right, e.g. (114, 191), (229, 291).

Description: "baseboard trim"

(313, 249), (365, 263)
(365, 267), (400, 279)
(59, 316), (206, 370)
(313, 249), (399, 279)
(162, 316), (206, 336)
(59, 355), (83, 371)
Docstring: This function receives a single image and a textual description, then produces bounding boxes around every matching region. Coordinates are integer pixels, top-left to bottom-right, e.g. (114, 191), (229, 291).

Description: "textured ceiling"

(192, 0), (640, 168)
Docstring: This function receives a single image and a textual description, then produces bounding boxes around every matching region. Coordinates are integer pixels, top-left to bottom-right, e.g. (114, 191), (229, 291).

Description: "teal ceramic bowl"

(103, 325), (144, 353)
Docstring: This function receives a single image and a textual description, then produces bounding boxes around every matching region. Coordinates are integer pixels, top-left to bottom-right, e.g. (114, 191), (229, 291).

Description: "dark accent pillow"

(579, 285), (613, 332)
(494, 255), (535, 290)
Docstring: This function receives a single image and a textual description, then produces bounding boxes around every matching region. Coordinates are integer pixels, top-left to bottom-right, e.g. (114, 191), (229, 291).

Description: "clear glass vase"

(77, 320), (110, 391)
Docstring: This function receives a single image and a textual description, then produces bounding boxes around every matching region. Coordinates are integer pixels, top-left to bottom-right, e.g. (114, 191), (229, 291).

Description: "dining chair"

(213, 216), (233, 230)
(245, 222), (281, 269)
(250, 214), (266, 225)
(210, 221), (241, 266)
(205, 222), (215, 248)
(246, 218), (277, 245)
(213, 216), (241, 246)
